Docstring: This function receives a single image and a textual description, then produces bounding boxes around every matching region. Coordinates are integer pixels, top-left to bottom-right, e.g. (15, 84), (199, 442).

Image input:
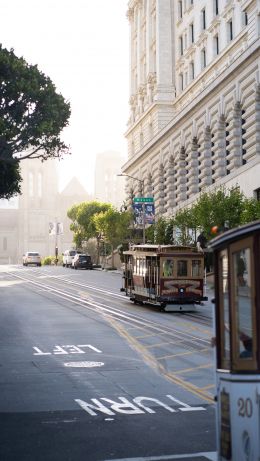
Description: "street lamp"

(117, 173), (146, 244)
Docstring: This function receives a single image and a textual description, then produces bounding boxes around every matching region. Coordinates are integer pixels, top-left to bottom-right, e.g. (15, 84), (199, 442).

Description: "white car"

(62, 249), (81, 267)
(23, 251), (41, 267)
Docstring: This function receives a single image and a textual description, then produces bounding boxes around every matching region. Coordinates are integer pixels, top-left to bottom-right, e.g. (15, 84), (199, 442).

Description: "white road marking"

(75, 395), (207, 416)
(33, 347), (51, 355)
(64, 361), (104, 368)
(166, 394), (205, 411)
(104, 452), (217, 460)
(33, 344), (102, 355)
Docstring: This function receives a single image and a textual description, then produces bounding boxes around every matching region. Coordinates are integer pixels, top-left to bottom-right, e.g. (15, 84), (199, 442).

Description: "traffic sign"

(133, 197), (154, 203)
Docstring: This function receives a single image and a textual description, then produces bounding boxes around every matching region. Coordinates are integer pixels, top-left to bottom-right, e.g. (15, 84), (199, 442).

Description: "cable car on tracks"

(210, 219), (260, 460)
(121, 244), (208, 312)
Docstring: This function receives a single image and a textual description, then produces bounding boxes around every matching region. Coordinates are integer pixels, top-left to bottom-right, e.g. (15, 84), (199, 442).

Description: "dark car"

(72, 254), (93, 270)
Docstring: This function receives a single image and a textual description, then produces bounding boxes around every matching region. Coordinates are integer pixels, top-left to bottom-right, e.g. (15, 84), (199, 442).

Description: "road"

(0, 265), (217, 461)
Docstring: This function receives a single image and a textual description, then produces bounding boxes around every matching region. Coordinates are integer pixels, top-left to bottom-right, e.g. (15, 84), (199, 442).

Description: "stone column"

(256, 84), (260, 156)
(189, 138), (200, 195)
(166, 154), (176, 210)
(200, 126), (212, 188)
(176, 146), (187, 204)
(227, 102), (243, 169)
(213, 115), (227, 178)
(157, 162), (165, 215)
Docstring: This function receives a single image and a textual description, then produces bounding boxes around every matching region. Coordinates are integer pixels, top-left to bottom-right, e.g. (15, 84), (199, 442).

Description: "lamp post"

(117, 173), (146, 244)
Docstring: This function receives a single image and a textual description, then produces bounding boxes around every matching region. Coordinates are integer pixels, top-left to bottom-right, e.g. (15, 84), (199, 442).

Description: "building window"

(149, 122), (153, 138)
(254, 188), (260, 201)
(131, 140), (135, 156)
(202, 8), (206, 30)
(228, 20), (233, 41)
(179, 73), (184, 91)
(190, 23), (194, 43)
(140, 132), (144, 148)
(243, 11), (248, 26)
(201, 48), (206, 69)
(214, 34), (219, 55)
(178, 0), (183, 19)
(179, 36), (184, 55)
(3, 237), (7, 251)
(214, 0), (219, 16)
(190, 61), (195, 80)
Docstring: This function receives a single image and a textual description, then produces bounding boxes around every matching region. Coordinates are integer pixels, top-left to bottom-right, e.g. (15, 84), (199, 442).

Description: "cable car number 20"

(238, 398), (253, 418)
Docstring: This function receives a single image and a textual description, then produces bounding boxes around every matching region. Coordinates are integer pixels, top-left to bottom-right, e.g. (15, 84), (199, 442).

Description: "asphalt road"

(0, 265), (217, 461)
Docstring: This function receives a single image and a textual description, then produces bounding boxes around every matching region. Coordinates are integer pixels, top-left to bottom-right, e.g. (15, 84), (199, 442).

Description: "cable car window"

(192, 260), (202, 277)
(219, 249), (230, 369)
(162, 259), (174, 277)
(233, 248), (253, 360)
(177, 260), (187, 276)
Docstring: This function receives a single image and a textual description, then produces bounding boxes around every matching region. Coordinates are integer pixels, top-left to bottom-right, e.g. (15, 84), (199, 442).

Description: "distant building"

(123, 0), (260, 215)
(0, 159), (90, 264)
(94, 151), (126, 209)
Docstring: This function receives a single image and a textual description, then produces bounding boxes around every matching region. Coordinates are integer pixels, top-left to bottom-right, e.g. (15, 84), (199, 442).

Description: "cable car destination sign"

(133, 197), (154, 203)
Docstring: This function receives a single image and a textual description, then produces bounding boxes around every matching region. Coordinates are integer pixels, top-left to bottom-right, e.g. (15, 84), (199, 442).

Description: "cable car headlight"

(179, 288), (184, 293)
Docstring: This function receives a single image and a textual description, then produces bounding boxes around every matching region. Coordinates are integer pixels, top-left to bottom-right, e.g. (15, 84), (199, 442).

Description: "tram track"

(3, 269), (215, 403)
(4, 269), (212, 351)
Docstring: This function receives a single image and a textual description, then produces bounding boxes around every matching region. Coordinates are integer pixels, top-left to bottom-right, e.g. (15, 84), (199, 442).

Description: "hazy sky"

(1, 0), (129, 193)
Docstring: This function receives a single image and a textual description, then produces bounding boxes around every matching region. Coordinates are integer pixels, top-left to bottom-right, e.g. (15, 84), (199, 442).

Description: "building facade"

(0, 159), (90, 264)
(94, 151), (126, 209)
(123, 0), (260, 215)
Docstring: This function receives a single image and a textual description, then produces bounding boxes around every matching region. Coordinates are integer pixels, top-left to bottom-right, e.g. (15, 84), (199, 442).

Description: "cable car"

(121, 244), (207, 312)
(210, 220), (260, 460)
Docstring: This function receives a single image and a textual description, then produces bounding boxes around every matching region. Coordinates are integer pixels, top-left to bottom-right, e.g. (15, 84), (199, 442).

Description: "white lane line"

(104, 452), (217, 461)
(64, 361), (104, 368)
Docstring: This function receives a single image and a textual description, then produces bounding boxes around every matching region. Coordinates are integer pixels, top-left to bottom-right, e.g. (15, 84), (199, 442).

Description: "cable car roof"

(123, 244), (199, 256)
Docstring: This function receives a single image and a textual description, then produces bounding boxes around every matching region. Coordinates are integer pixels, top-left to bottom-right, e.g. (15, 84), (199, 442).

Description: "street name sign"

(133, 197), (154, 203)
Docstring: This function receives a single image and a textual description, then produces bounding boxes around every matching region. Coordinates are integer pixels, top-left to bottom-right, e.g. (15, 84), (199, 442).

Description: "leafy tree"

(0, 45), (71, 198)
(0, 161), (22, 199)
(67, 201), (112, 263)
(193, 187), (244, 237)
(148, 187), (260, 246)
(93, 208), (132, 267)
(241, 197), (260, 224)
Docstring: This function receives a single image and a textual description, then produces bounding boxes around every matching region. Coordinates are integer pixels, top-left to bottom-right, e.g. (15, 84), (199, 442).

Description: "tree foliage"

(0, 45), (71, 198)
(0, 160), (22, 199)
(93, 208), (132, 267)
(67, 201), (112, 248)
(148, 188), (260, 245)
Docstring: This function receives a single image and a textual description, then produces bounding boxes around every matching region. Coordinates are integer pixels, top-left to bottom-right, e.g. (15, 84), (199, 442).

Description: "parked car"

(72, 253), (93, 270)
(23, 251), (41, 267)
(62, 250), (80, 267)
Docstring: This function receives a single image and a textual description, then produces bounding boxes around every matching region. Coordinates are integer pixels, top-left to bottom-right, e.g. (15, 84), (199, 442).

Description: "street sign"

(133, 197), (154, 203)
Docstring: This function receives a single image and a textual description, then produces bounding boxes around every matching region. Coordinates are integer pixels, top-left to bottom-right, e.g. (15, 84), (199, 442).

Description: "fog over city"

(1, 0), (129, 194)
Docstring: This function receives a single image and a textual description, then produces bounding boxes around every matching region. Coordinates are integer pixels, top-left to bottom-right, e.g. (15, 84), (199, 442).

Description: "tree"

(0, 45), (71, 198)
(93, 208), (132, 267)
(67, 201), (112, 263)
(147, 187), (260, 246)
(0, 161), (22, 199)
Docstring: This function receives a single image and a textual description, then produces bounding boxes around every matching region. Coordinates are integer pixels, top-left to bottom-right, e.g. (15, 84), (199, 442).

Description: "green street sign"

(133, 197), (154, 203)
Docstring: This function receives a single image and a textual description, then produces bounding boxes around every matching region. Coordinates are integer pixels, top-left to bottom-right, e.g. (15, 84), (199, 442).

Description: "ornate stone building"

(0, 159), (90, 264)
(94, 151), (126, 209)
(122, 0), (260, 215)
